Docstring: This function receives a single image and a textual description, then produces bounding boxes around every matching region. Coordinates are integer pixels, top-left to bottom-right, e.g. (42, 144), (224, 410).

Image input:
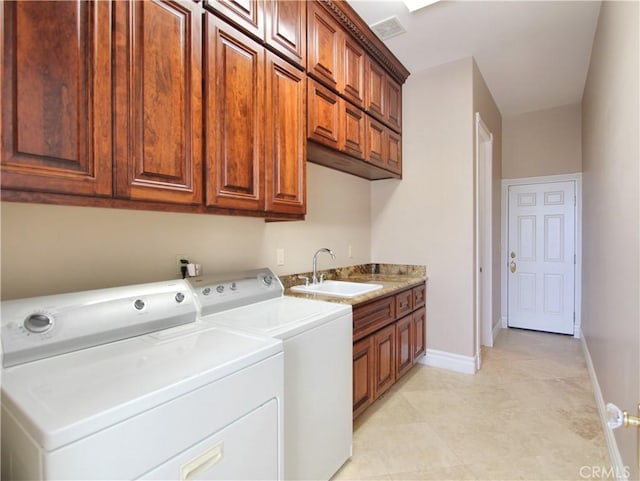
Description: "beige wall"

(372, 57), (483, 358)
(581, 1), (639, 477)
(1, 163), (372, 300)
(473, 60), (503, 337)
(503, 103), (582, 179)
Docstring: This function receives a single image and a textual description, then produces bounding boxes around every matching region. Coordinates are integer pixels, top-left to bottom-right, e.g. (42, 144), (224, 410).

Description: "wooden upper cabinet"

(307, 79), (341, 150)
(386, 76), (402, 132)
(113, 0), (203, 205)
(205, 14), (265, 211)
(205, 0), (264, 40)
(265, 53), (306, 215)
(1, 0), (113, 197)
(340, 35), (365, 107)
(365, 56), (386, 120)
(307, 1), (340, 89)
(265, 0), (306, 68)
(386, 130), (402, 175)
(343, 102), (365, 160)
(365, 116), (386, 168)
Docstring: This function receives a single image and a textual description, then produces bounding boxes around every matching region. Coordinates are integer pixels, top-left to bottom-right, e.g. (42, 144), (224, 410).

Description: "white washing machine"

(1, 279), (284, 481)
(189, 269), (353, 481)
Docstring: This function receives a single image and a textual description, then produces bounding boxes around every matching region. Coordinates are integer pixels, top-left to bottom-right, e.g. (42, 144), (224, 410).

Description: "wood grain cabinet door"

(386, 76), (402, 131)
(340, 35), (365, 107)
(365, 56), (386, 121)
(373, 324), (396, 399)
(113, 0), (203, 204)
(265, 52), (306, 215)
(204, 0), (264, 40)
(343, 102), (365, 160)
(306, 1), (340, 89)
(364, 116), (386, 168)
(265, 0), (306, 68)
(307, 79), (341, 150)
(386, 130), (402, 175)
(205, 14), (265, 211)
(396, 314), (413, 379)
(1, 0), (113, 196)
(353, 336), (375, 419)
(412, 307), (426, 362)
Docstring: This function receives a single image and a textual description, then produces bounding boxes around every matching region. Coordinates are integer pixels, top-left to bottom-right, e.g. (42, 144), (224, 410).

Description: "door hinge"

(573, 312), (576, 323)
(574, 195), (576, 206)
(574, 253), (576, 264)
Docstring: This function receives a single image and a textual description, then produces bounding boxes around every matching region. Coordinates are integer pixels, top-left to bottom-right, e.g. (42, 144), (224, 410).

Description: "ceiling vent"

(370, 16), (407, 41)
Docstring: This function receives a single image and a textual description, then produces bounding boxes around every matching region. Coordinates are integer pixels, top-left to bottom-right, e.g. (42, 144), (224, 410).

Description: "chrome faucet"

(312, 248), (335, 285)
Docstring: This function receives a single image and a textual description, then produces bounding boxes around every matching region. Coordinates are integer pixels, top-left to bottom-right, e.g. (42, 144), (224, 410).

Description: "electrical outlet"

(176, 254), (188, 277)
(276, 248), (285, 266)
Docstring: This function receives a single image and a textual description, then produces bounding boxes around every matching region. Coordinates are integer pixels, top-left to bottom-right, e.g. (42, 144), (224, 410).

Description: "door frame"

(475, 112), (493, 370)
(501, 173), (583, 337)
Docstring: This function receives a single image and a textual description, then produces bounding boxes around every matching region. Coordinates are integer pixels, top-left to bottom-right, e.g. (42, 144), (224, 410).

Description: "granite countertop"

(281, 263), (427, 306)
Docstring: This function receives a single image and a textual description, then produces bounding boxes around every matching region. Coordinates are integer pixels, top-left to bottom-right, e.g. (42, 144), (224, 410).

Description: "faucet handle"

(319, 273), (326, 283)
(297, 275), (310, 286)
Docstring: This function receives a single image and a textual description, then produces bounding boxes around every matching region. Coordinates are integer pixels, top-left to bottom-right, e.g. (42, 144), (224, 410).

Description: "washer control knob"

(202, 287), (211, 296)
(230, 282), (237, 291)
(216, 285), (224, 293)
(263, 275), (273, 286)
(175, 292), (185, 303)
(134, 299), (146, 311)
(24, 313), (53, 334)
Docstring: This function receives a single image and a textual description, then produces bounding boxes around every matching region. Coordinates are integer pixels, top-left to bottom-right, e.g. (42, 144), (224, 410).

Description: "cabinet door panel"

(114, 0), (203, 204)
(265, 53), (305, 215)
(1, 0), (112, 196)
(396, 315), (413, 379)
(307, 2), (340, 88)
(343, 102), (365, 160)
(205, 0), (264, 40)
(386, 130), (402, 174)
(373, 324), (396, 399)
(365, 116), (385, 168)
(413, 284), (426, 309)
(341, 36), (364, 107)
(365, 57), (386, 120)
(353, 337), (374, 419)
(307, 80), (340, 149)
(413, 307), (426, 362)
(386, 76), (402, 131)
(265, 0), (305, 68)
(205, 16), (264, 210)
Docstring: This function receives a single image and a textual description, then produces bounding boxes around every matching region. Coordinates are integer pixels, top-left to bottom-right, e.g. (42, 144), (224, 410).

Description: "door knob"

(510, 260), (517, 273)
(606, 403), (640, 429)
(510, 251), (516, 259)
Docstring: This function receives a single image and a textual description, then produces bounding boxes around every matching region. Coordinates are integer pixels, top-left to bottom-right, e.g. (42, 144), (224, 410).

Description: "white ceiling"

(348, 0), (602, 117)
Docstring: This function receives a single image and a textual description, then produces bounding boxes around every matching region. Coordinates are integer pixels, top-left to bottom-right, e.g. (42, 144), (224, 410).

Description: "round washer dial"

(24, 313), (54, 334)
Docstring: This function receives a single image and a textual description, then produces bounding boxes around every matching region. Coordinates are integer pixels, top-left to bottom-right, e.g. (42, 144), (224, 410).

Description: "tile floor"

(332, 328), (612, 481)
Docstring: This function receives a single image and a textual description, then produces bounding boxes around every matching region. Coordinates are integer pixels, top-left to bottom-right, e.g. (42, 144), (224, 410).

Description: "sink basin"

(290, 280), (383, 298)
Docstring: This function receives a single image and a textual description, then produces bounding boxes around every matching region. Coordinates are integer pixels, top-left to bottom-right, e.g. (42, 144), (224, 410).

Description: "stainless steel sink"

(290, 280), (383, 298)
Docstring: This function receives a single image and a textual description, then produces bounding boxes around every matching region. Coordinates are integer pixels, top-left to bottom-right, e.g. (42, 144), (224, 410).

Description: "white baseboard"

(419, 348), (477, 374)
(580, 330), (628, 481)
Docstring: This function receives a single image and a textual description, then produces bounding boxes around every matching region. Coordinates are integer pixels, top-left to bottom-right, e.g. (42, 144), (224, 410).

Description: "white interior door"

(507, 181), (576, 334)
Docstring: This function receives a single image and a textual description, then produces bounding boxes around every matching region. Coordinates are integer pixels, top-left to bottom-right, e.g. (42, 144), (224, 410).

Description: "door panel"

(114, 0), (203, 204)
(1, 0), (113, 196)
(507, 181), (576, 334)
(205, 15), (264, 210)
(265, 0), (305, 68)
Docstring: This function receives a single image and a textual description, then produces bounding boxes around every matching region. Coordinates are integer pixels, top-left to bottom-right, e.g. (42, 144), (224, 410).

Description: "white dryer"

(1, 279), (284, 481)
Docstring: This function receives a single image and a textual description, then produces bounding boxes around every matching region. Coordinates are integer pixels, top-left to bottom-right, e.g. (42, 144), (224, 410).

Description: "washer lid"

(203, 296), (352, 339)
(1, 325), (282, 451)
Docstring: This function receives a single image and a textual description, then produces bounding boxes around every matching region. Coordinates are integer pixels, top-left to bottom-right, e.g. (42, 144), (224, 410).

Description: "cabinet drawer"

(413, 284), (426, 309)
(353, 296), (395, 341)
(395, 289), (413, 318)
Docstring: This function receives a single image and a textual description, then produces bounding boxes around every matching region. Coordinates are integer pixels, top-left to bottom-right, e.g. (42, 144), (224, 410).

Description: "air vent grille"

(370, 16), (407, 41)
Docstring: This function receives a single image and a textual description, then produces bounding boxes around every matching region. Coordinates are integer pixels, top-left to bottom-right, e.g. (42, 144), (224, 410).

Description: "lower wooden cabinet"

(396, 314), (413, 379)
(352, 283), (427, 419)
(373, 324), (396, 399)
(353, 336), (375, 419)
